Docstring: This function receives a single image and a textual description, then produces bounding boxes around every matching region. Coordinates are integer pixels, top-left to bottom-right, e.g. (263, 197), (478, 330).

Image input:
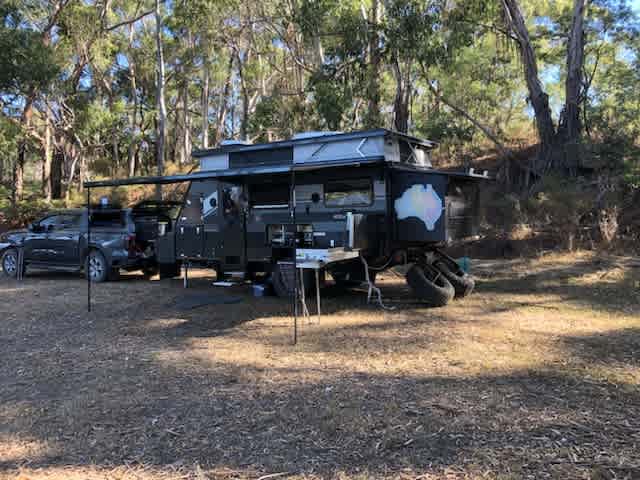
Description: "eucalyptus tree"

(0, 1), (67, 203)
(497, 0), (637, 173)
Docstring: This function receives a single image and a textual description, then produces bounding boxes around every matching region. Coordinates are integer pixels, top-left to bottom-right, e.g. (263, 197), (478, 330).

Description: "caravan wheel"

(433, 251), (475, 298)
(271, 263), (318, 298)
(331, 270), (377, 289)
(405, 263), (454, 307)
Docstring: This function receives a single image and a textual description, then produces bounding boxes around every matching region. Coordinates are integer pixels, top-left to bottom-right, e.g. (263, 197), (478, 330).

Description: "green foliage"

(485, 192), (524, 232)
(526, 175), (591, 226)
(416, 109), (474, 145)
(623, 157), (640, 190)
(0, 184), (67, 228)
(0, 2), (60, 95)
(249, 94), (320, 142)
(0, 0), (638, 238)
(309, 70), (355, 130)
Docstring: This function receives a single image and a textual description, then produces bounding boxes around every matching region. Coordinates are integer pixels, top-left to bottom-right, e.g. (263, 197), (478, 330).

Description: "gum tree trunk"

(154, 0), (166, 198)
(42, 104), (53, 201)
(501, 0), (557, 171)
(13, 97), (34, 204)
(201, 54), (210, 149)
(561, 0), (586, 144)
(363, 0), (382, 128)
(392, 55), (411, 133)
(127, 24), (139, 177)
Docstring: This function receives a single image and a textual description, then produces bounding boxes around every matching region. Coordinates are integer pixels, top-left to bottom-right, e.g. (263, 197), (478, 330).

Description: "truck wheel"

(405, 263), (454, 307)
(272, 263), (293, 298)
(85, 250), (108, 283)
(2, 248), (25, 278)
(433, 251), (475, 298)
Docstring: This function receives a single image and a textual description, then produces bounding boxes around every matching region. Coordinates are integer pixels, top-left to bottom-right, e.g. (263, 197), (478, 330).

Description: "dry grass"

(1, 252), (639, 479)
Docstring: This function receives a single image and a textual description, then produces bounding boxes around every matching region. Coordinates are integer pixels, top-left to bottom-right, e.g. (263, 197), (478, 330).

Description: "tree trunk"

(181, 79), (191, 164)
(127, 25), (139, 177)
(561, 0), (586, 146)
(214, 54), (234, 145)
(13, 97), (34, 204)
(154, 0), (166, 198)
(392, 56), (411, 133)
(13, 147), (25, 204)
(112, 132), (120, 177)
(363, 0), (382, 128)
(236, 48), (251, 141)
(501, 0), (557, 171)
(201, 55), (210, 149)
(51, 148), (63, 199)
(42, 104), (53, 201)
(65, 139), (82, 201)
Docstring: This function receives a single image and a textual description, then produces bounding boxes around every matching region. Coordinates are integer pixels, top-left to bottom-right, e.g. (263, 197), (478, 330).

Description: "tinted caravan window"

(324, 179), (373, 207)
(250, 183), (290, 209)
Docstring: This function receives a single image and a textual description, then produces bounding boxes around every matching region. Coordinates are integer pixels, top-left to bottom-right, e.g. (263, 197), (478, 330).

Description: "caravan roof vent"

(220, 139), (251, 146)
(291, 131), (342, 140)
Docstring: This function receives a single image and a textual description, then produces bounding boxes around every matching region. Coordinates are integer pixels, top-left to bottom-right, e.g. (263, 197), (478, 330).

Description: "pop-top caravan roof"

(86, 129), (491, 189)
(194, 129), (437, 172)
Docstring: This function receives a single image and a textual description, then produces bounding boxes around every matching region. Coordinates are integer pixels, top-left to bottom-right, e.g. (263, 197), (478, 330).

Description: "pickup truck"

(0, 205), (170, 282)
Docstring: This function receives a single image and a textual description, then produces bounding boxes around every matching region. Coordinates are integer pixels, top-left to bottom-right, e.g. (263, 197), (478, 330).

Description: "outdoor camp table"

(295, 248), (361, 323)
(295, 259), (323, 324)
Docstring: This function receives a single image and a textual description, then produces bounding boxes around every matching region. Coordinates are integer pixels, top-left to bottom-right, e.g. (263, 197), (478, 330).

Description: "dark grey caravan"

(86, 129), (488, 306)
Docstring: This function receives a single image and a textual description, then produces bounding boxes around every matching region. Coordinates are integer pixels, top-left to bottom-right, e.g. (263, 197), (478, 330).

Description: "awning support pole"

(291, 169), (297, 345)
(87, 187), (91, 313)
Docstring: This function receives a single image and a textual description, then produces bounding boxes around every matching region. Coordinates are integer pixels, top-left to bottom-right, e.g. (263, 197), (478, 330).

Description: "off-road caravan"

(87, 129), (488, 306)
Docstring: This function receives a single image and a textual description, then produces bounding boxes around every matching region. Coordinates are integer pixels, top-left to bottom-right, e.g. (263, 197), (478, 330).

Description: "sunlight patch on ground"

(0, 434), (54, 469)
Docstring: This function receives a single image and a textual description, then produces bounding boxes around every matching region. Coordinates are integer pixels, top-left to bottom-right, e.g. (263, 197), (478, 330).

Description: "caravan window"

(324, 179), (373, 207)
(250, 183), (290, 209)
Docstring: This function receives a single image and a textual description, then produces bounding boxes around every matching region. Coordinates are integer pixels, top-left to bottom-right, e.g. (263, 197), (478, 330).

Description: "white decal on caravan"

(394, 184), (443, 231)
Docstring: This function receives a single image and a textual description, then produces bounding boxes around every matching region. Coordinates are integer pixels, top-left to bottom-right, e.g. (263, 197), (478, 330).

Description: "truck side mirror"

(28, 223), (35, 232)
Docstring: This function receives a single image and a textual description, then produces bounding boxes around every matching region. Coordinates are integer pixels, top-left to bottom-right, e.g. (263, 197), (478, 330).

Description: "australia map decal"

(394, 184), (443, 231)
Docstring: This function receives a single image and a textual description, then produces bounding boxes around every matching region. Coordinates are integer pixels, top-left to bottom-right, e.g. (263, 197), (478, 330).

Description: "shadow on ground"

(1, 256), (639, 478)
(562, 327), (640, 368)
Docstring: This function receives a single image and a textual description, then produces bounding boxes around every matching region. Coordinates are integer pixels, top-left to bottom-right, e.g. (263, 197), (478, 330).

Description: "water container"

(456, 257), (471, 273)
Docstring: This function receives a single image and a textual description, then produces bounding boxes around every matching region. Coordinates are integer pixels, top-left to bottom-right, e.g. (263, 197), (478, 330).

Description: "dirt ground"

(1, 252), (639, 480)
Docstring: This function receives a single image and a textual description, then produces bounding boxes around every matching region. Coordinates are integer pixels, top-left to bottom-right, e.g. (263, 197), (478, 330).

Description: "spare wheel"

(433, 251), (475, 298)
(405, 263), (454, 307)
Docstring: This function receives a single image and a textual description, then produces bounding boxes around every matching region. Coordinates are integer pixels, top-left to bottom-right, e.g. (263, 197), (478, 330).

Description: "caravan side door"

(202, 181), (223, 260)
(218, 182), (246, 270)
(176, 181), (209, 259)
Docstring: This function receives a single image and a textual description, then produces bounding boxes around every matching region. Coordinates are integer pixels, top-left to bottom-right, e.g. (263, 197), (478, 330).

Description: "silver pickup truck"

(0, 203), (178, 282)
